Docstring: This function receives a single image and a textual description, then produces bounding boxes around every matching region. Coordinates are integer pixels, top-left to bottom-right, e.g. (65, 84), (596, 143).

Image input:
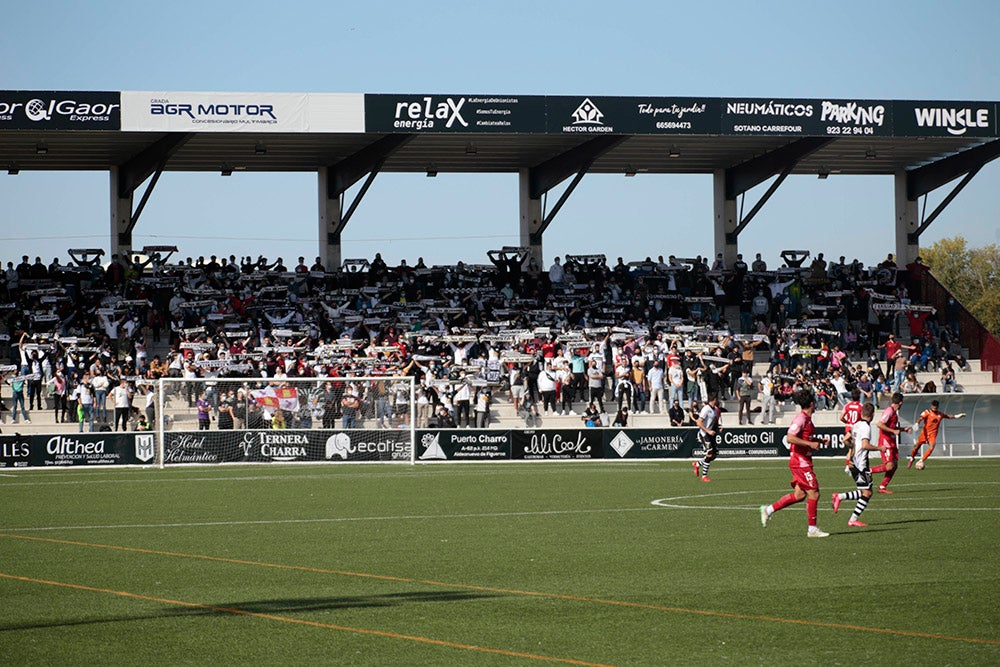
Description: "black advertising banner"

(722, 98), (893, 137)
(546, 96), (722, 135)
(365, 94), (546, 133)
(721, 98), (818, 135)
(364, 93), (1000, 138)
(511, 429), (603, 460)
(161, 429), (410, 465)
(0, 433), (152, 467)
(415, 430), (510, 461)
(893, 100), (996, 137)
(603, 426), (850, 459)
(0, 436), (32, 468)
(814, 99), (893, 137)
(0, 90), (121, 130)
(604, 428), (697, 459)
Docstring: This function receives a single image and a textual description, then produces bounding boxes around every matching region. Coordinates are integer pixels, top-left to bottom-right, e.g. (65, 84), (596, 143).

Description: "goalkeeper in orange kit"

(908, 400), (965, 468)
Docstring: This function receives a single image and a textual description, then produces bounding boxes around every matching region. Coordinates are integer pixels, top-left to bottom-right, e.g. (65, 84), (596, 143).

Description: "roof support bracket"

(906, 138), (1000, 200)
(527, 135), (627, 243)
(529, 135), (627, 199)
(337, 158), (385, 233)
(127, 162), (165, 233)
(724, 137), (833, 199)
(726, 164), (793, 243)
(326, 134), (413, 200)
(117, 133), (193, 196)
(907, 166), (981, 244)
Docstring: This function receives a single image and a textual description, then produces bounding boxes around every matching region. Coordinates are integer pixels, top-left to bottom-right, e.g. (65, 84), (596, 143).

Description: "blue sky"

(1, 1), (999, 268)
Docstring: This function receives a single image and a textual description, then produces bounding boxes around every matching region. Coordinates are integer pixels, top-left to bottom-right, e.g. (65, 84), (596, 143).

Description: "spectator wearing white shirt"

(549, 257), (565, 286)
(536, 362), (558, 414)
(111, 378), (133, 431)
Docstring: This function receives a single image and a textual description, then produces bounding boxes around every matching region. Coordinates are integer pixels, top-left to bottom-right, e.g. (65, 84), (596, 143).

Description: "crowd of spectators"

(0, 246), (972, 431)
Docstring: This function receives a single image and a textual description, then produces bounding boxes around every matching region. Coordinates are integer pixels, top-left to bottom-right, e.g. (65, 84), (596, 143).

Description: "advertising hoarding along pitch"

(0, 432), (150, 467)
(0, 90), (120, 130)
(120, 92), (364, 132)
(417, 430), (510, 460)
(160, 429), (409, 464)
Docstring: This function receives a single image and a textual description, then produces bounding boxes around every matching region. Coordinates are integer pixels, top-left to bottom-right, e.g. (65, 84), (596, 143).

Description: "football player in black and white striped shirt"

(693, 394), (721, 482)
(832, 403), (886, 527)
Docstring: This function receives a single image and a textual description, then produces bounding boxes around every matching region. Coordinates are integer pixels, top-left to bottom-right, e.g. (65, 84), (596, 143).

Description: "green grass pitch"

(1, 457), (998, 666)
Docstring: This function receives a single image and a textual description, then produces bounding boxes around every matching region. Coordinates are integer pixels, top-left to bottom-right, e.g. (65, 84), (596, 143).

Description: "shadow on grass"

(831, 517), (943, 536)
(899, 487), (956, 494)
(195, 590), (500, 614)
(870, 518), (944, 526)
(0, 590), (499, 632)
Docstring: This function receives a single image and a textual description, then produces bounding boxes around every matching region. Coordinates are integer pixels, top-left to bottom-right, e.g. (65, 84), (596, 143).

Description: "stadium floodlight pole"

(157, 377), (166, 469)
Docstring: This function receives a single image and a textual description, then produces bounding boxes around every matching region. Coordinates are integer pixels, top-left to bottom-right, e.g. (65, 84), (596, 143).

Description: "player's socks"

(870, 464), (887, 474)
(700, 460), (711, 477)
(806, 497), (818, 527)
(881, 469), (895, 487)
(850, 496), (869, 521)
(771, 493), (798, 512)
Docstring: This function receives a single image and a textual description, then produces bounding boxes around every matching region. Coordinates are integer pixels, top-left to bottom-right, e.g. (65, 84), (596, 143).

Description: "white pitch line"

(0, 465), (675, 488)
(653, 503), (1000, 512)
(4, 506), (663, 533)
(651, 486), (1000, 511)
(1, 461), (997, 487)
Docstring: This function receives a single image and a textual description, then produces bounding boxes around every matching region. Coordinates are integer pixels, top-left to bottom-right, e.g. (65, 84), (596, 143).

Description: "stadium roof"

(2, 91), (998, 177)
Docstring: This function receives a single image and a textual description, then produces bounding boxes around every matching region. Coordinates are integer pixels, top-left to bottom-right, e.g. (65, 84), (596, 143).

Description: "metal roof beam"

(906, 139), (1000, 199)
(724, 137), (833, 199)
(908, 166), (981, 244)
(326, 134), (414, 199)
(529, 135), (627, 199)
(117, 133), (193, 195)
(726, 165), (794, 243)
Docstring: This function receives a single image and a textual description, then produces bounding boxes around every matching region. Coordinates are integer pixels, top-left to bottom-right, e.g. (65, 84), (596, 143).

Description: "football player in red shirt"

(760, 390), (831, 538)
(839, 388), (864, 470)
(872, 392), (910, 493)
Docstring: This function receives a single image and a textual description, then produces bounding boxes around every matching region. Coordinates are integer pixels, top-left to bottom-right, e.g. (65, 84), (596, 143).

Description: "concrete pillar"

(712, 170), (739, 267)
(109, 167), (133, 261)
(518, 169), (544, 267)
(894, 170), (920, 266)
(318, 167), (343, 270)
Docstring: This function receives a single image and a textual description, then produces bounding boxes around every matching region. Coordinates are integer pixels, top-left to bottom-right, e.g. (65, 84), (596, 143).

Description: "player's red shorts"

(790, 466), (819, 491)
(880, 445), (899, 464)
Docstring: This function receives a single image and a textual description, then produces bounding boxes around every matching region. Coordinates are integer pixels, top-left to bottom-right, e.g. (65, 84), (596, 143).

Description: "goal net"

(156, 376), (415, 467)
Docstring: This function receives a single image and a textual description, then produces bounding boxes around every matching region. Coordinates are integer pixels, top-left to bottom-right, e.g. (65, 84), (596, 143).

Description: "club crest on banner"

(135, 434), (156, 463)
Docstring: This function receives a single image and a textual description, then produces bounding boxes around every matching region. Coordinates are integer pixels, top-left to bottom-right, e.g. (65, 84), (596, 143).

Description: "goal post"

(156, 376), (415, 467)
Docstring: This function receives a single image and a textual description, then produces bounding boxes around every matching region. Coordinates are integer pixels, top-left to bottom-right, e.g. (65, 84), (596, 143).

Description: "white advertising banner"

(120, 91), (364, 132)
